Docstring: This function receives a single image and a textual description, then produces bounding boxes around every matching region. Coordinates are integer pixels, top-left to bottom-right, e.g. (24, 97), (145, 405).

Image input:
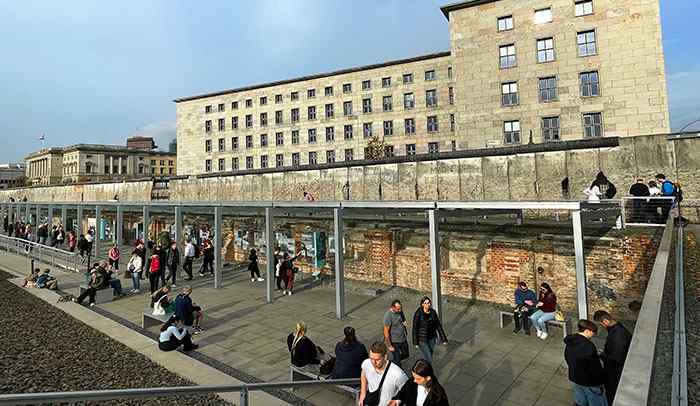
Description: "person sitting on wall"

(22, 268), (41, 288)
(529, 283), (558, 340)
(35, 268), (58, 290)
(158, 316), (198, 352)
(512, 281), (537, 335)
(331, 326), (369, 380)
(287, 321), (323, 367)
(104, 260), (125, 297)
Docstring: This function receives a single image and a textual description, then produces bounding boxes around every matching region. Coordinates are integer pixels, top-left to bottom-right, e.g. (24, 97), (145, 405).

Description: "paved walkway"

(0, 249), (575, 406)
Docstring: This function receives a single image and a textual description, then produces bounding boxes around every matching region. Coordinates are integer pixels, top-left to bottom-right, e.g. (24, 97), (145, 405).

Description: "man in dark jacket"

(628, 178), (650, 223)
(74, 263), (108, 306)
(331, 326), (368, 379)
(564, 319), (608, 406)
(512, 281), (537, 335)
(175, 286), (203, 334)
(166, 241), (180, 287)
(594, 310), (632, 405)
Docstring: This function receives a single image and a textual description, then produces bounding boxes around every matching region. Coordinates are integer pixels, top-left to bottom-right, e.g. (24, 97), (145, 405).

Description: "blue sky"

(0, 0), (697, 163)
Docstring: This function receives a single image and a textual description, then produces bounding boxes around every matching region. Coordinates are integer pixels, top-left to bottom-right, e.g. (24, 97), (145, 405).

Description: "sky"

(0, 0), (698, 163)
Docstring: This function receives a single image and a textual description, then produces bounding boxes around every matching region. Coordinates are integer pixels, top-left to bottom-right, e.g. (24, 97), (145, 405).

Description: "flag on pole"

(38, 134), (45, 141)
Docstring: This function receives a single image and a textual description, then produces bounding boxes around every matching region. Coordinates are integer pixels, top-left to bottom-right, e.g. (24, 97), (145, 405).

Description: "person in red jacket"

(148, 253), (161, 294)
(529, 282), (557, 340)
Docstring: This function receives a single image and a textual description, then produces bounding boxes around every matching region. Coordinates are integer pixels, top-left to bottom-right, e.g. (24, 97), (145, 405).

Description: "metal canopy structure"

(0, 200), (614, 321)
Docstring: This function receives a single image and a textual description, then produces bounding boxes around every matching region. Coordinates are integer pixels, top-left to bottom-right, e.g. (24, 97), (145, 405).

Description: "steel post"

(77, 205), (84, 236)
(94, 206), (101, 259)
(116, 205), (123, 245)
(265, 207), (274, 304)
(572, 210), (588, 320)
(61, 206), (68, 229)
(174, 206), (183, 255)
(214, 206), (223, 288)
(334, 208), (345, 319)
(428, 209), (443, 318)
(142, 206), (150, 260)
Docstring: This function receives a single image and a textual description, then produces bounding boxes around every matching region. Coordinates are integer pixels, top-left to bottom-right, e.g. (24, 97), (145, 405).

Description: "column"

(572, 210), (588, 320)
(214, 206), (223, 288)
(35, 204), (40, 224)
(118, 157), (123, 174)
(174, 206), (183, 256)
(265, 207), (274, 304)
(61, 206), (68, 228)
(428, 209), (443, 318)
(116, 205), (123, 245)
(47, 205), (54, 226)
(334, 208), (345, 319)
(77, 205), (84, 236)
(109, 156), (114, 174)
(142, 206), (150, 259)
(94, 206), (101, 258)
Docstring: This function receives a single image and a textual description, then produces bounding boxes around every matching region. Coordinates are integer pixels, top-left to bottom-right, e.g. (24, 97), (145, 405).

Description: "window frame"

(579, 71), (600, 97)
(424, 70), (436, 81)
(534, 7), (553, 24)
(405, 118), (416, 135)
(343, 83), (352, 94)
(536, 37), (555, 63)
(382, 95), (393, 112)
(344, 124), (353, 140)
(542, 116), (561, 142)
(582, 112), (603, 138)
(362, 98), (372, 113)
(575, 0), (594, 17)
(381, 77), (391, 88)
(577, 30), (597, 57)
(503, 120), (521, 144)
(497, 15), (514, 31)
(427, 116), (439, 133)
(343, 101), (353, 116)
(405, 144), (416, 156)
(499, 44), (517, 69)
(383, 120), (394, 136)
(538, 76), (558, 102)
(501, 82), (519, 107)
(403, 73), (413, 84)
(308, 128), (317, 144)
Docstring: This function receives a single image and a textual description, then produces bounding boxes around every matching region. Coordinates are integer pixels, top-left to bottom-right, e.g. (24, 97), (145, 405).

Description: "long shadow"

(345, 286), (396, 316)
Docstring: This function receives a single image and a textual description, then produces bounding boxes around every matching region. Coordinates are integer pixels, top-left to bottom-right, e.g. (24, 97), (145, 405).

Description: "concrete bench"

(499, 310), (570, 337)
(290, 364), (359, 403)
(142, 308), (174, 329)
(77, 285), (113, 304)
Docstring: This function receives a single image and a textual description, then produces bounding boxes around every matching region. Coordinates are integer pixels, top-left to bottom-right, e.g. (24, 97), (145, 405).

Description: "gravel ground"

(685, 231), (699, 406)
(0, 269), (231, 405)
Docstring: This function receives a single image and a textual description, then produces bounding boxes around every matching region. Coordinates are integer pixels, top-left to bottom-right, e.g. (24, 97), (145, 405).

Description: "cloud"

(136, 120), (176, 150)
(668, 71), (700, 131)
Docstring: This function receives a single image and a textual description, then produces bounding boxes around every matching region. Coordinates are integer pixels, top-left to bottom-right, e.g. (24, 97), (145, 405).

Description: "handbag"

(554, 310), (565, 322)
(364, 360), (392, 406)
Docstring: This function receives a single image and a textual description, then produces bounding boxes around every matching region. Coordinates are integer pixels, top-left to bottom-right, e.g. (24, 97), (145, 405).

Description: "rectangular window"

(428, 142), (439, 155)
(245, 114), (253, 128)
(245, 99), (253, 108)
(275, 132), (284, 146)
(427, 116), (439, 133)
(343, 101), (353, 116)
(362, 98), (372, 113)
(324, 86), (333, 97)
(537, 38), (555, 63)
(383, 120), (393, 136)
(385, 145), (394, 157)
(232, 101), (238, 110)
(503, 120), (521, 144)
(406, 144), (416, 156)
(205, 105), (212, 114)
(276, 154), (284, 167)
(291, 130), (300, 144)
(232, 136), (239, 150)
(577, 30), (597, 56)
(218, 158), (225, 171)
(426, 89), (438, 107)
(583, 112), (603, 137)
(403, 93), (415, 110)
(218, 103), (225, 112)
(535, 7), (552, 24)
(498, 15), (513, 31)
(542, 116), (560, 141)
(260, 133), (268, 147)
(292, 153), (300, 167)
(245, 135), (253, 148)
(205, 139), (212, 153)
(232, 157), (239, 171)
(405, 118), (416, 135)
(246, 156), (253, 169)
(343, 83), (352, 94)
(501, 82), (519, 106)
(580, 71), (600, 97)
(308, 151), (317, 165)
(326, 127), (335, 142)
(291, 91), (299, 101)
(308, 106), (317, 120)
(232, 116), (238, 129)
(218, 138), (225, 151)
(344, 124), (353, 140)
(448, 87), (454, 105)
(274, 110), (283, 124)
(499, 44), (516, 68)
(291, 108), (300, 123)
(260, 155), (268, 168)
(205, 120), (212, 133)
(425, 70), (436, 81)
(307, 89), (316, 99)
(260, 96), (267, 106)
(308, 128), (317, 144)
(345, 148), (354, 161)
(539, 76), (558, 102)
(275, 94), (283, 104)
(450, 113), (455, 132)
(363, 122), (373, 138)
(448, 67), (452, 79)
(575, 0), (593, 16)
(382, 77), (391, 88)
(260, 112), (268, 127)
(403, 73), (413, 84)
(325, 103), (334, 119)
(326, 150), (335, 163)
(362, 80), (371, 90)
(382, 96), (392, 112)
(205, 159), (212, 172)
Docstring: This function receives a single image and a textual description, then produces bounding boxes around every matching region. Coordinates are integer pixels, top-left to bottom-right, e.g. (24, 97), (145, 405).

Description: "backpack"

(605, 182), (617, 199)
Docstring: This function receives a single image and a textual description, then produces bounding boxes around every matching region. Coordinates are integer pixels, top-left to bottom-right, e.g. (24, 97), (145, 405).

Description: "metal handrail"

(672, 207), (688, 405)
(0, 234), (81, 273)
(0, 378), (360, 406)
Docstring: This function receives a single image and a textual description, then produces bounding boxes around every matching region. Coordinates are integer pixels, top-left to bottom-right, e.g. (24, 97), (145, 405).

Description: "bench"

(142, 309), (174, 329)
(77, 284), (113, 304)
(499, 310), (570, 337)
(289, 364), (359, 403)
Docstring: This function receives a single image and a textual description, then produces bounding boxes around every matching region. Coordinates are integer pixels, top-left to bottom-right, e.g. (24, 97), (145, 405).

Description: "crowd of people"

(627, 173), (687, 225)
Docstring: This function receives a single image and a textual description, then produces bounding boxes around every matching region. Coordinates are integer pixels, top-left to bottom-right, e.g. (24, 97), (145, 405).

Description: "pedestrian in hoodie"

(331, 326), (368, 379)
(564, 319), (608, 406)
(593, 310), (632, 405)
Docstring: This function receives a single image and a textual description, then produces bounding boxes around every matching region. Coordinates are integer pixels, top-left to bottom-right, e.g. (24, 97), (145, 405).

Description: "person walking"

(85, 229), (94, 254)
(158, 317), (198, 352)
(359, 341), (408, 406)
(593, 310), (632, 405)
(512, 281), (537, 335)
(280, 251), (303, 295)
(108, 243), (120, 271)
(564, 319), (608, 406)
(529, 282), (557, 340)
(127, 250), (143, 293)
(389, 359), (450, 406)
(166, 241), (180, 287)
(198, 239), (214, 277)
(148, 252), (161, 294)
(183, 239), (196, 280)
(384, 300), (409, 368)
(248, 248), (263, 282)
(411, 297), (448, 364)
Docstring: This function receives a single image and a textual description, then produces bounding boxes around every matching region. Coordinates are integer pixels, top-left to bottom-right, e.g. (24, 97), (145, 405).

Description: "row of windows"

(500, 70), (600, 106)
(502, 112), (603, 144)
(204, 68), (453, 114)
(204, 89), (453, 133)
(497, 1), (593, 32)
(499, 29), (597, 69)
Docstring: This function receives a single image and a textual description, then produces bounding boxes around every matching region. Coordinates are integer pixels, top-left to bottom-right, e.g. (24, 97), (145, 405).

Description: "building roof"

(173, 51), (451, 103)
(440, 0), (500, 19)
(25, 144), (176, 160)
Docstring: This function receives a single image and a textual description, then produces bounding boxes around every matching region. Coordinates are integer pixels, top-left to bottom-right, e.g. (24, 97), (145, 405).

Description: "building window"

(246, 156), (253, 169)
(403, 73), (413, 84)
(307, 89), (316, 99)
(276, 154), (284, 167)
(426, 89), (438, 107)
(539, 77), (558, 102)
(168, 160), (173, 166)
(232, 157), (239, 171)
(583, 112), (603, 137)
(448, 87), (454, 105)
(497, 15), (513, 31)
(260, 133), (268, 147)
(245, 135), (253, 148)
(325, 103), (334, 119)
(382, 77), (391, 88)
(205, 159), (212, 172)
(343, 83), (352, 94)
(245, 99), (253, 108)
(428, 142), (439, 155)
(232, 136), (239, 150)
(218, 158), (225, 171)
(501, 82), (519, 106)
(218, 103), (224, 112)
(245, 114), (253, 128)
(384, 120), (393, 136)
(363, 122), (373, 138)
(274, 110), (282, 124)
(291, 91), (299, 101)
(450, 114), (455, 132)
(499, 44), (516, 68)
(577, 30), (597, 56)
(260, 112), (268, 127)
(205, 105), (212, 114)
(343, 101), (353, 116)
(308, 128), (317, 144)
(382, 96), (392, 112)
(362, 80), (371, 90)
(575, 0), (593, 16)
(232, 116), (238, 129)
(403, 93), (415, 110)
(339, 124), (351, 140)
(308, 151), (318, 165)
(205, 139), (212, 153)
(260, 96), (267, 106)
(425, 70), (436, 81)
(160, 160), (165, 166)
(406, 144), (416, 156)
(427, 116), (439, 133)
(448, 66), (452, 79)
(537, 38), (555, 63)
(205, 120), (212, 133)
(275, 94), (283, 104)
(326, 127), (335, 142)
(275, 132), (284, 146)
(405, 118), (416, 135)
(260, 155), (268, 168)
(324, 86), (333, 97)
(218, 138), (225, 151)
(291, 108), (299, 123)
(292, 130), (300, 144)
(345, 148), (354, 161)
(292, 153), (300, 167)
(308, 106), (317, 120)
(451, 140), (457, 151)
(232, 101), (238, 109)
(535, 7), (552, 24)
(503, 120), (521, 144)
(542, 116), (560, 141)
(363, 98), (372, 113)
(326, 150), (335, 163)
(580, 71), (600, 97)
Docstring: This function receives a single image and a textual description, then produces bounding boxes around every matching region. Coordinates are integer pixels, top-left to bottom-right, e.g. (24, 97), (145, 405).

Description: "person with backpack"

(656, 173), (679, 221)
(148, 252), (161, 293)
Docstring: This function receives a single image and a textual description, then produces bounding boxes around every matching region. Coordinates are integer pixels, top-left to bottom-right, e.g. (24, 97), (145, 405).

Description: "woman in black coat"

(286, 322), (320, 367)
(248, 249), (262, 282)
(412, 297), (448, 364)
(390, 359), (449, 406)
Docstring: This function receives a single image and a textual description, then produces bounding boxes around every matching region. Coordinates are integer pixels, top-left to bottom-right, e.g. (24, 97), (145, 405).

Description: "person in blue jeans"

(529, 283), (557, 340)
(564, 319), (608, 406)
(411, 297), (448, 364)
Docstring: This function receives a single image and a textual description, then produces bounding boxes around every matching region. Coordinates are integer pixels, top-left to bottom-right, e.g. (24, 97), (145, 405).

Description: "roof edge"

(440, 0), (500, 19)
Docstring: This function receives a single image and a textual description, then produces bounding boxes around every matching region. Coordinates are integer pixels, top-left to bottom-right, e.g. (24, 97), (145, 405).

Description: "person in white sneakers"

(529, 283), (558, 340)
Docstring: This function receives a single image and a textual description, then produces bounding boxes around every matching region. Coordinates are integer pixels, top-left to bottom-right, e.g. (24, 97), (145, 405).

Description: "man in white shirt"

(359, 341), (408, 406)
(183, 239), (195, 280)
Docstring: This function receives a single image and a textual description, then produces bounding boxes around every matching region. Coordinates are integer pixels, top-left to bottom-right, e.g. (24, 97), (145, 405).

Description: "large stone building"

(0, 164), (26, 190)
(175, 0), (669, 176)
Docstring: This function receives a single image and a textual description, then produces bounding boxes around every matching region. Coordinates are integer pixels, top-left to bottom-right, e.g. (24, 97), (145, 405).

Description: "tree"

(365, 136), (389, 160)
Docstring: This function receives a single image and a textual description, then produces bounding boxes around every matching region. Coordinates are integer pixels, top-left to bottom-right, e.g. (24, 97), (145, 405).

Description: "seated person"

(331, 326), (368, 379)
(22, 268), (41, 287)
(74, 264), (109, 306)
(512, 281), (537, 335)
(174, 286), (204, 334)
(35, 269), (58, 290)
(529, 282), (558, 340)
(104, 260), (124, 297)
(158, 316), (198, 352)
(151, 285), (174, 315)
(287, 321), (322, 367)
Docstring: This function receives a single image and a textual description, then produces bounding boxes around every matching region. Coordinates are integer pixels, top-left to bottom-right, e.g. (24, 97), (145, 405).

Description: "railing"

(0, 378), (360, 406)
(672, 208), (688, 405)
(620, 196), (675, 226)
(0, 234), (82, 273)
